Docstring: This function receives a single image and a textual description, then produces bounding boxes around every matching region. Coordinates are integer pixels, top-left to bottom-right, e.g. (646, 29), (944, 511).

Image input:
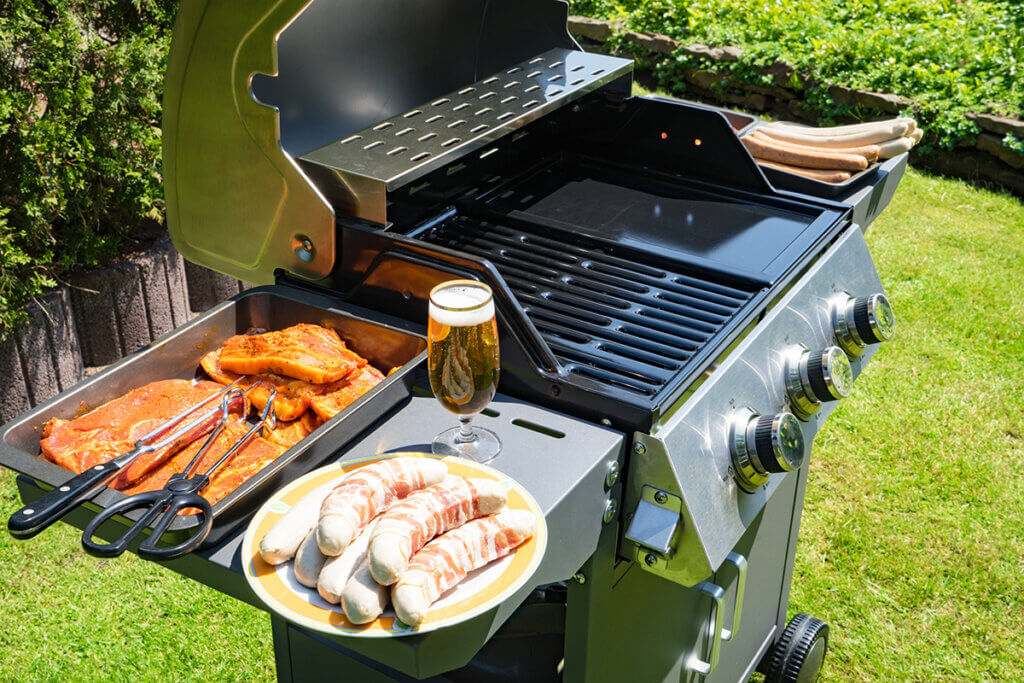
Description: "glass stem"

(456, 415), (476, 443)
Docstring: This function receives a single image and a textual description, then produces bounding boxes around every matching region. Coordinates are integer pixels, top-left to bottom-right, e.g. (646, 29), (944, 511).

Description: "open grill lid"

(162, 0), (626, 284)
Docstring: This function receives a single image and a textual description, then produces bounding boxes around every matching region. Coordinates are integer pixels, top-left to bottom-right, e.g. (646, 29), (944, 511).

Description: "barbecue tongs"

(78, 388), (277, 560)
(8, 380), (273, 559)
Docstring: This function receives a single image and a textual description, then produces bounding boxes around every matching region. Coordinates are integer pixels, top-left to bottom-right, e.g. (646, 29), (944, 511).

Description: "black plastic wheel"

(764, 613), (830, 683)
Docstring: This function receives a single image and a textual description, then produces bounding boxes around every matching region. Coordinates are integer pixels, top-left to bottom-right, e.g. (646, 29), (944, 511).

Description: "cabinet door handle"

(721, 552), (748, 641)
(687, 581), (725, 676)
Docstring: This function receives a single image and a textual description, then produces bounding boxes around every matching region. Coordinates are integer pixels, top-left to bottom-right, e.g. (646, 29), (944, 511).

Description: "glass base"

(432, 425), (502, 463)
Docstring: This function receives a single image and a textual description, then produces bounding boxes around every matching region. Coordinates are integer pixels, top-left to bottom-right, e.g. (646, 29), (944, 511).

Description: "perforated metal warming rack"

(300, 48), (632, 224)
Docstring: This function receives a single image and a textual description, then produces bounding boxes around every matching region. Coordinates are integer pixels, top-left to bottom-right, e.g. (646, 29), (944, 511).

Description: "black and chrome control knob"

(785, 345), (853, 419)
(832, 293), (895, 356)
(729, 411), (806, 492)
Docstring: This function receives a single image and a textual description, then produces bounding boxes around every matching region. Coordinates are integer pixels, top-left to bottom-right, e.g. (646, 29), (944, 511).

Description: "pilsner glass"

(428, 280), (501, 462)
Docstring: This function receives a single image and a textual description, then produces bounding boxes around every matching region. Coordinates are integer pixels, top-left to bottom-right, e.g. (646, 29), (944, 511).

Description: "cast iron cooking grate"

(423, 215), (758, 397)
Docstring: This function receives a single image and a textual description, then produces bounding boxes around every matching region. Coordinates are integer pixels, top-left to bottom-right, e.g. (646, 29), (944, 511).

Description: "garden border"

(0, 238), (249, 423)
(568, 15), (1024, 197)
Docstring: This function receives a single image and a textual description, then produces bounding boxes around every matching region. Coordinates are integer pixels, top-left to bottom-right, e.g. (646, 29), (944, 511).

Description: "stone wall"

(0, 238), (250, 423)
(569, 16), (1024, 197)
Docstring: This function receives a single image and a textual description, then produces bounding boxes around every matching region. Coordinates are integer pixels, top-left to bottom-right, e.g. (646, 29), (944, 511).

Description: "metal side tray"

(620, 224), (888, 586)
(15, 389), (626, 680)
(0, 285), (426, 547)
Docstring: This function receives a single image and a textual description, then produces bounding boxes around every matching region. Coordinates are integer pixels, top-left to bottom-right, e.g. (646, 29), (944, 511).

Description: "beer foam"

(430, 285), (494, 327)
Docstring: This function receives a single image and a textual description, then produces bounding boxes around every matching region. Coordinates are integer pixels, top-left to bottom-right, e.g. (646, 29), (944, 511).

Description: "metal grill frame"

(299, 48), (632, 223)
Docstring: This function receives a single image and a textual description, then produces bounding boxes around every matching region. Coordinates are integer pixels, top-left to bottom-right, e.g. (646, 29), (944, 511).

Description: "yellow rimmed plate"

(241, 452), (547, 637)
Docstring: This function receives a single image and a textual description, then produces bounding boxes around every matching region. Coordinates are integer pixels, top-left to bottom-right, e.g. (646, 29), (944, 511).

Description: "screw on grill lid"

(852, 293), (895, 344)
(753, 413), (805, 474)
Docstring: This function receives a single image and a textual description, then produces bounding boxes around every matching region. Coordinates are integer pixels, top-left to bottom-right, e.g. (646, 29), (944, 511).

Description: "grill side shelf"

(299, 48), (632, 222)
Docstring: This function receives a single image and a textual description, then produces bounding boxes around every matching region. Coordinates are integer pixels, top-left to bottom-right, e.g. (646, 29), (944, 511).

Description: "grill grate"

(424, 216), (757, 398)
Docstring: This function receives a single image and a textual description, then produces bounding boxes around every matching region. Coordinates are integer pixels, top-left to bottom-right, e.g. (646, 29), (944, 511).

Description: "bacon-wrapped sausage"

(391, 510), (537, 626)
(368, 475), (507, 585)
(317, 456), (447, 556)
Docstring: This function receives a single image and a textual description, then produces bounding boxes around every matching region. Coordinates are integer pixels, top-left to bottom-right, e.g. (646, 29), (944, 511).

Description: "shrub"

(570, 0), (1023, 152)
(0, 0), (178, 337)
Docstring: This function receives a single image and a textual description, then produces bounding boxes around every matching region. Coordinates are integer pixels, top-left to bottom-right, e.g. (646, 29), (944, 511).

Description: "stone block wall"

(1, 237), (250, 423)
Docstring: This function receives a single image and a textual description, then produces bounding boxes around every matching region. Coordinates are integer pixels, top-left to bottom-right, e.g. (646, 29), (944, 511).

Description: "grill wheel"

(763, 612), (830, 683)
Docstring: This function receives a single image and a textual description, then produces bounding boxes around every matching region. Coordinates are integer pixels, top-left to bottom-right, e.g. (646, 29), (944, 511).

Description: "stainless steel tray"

(0, 284), (426, 548)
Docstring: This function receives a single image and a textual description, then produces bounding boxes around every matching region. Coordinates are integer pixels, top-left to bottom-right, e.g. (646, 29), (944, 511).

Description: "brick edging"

(1, 236), (250, 422)
(568, 15), (1024, 196)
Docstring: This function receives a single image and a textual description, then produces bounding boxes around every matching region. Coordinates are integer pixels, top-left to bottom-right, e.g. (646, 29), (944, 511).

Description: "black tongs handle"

(81, 480), (213, 560)
(8, 460), (124, 539)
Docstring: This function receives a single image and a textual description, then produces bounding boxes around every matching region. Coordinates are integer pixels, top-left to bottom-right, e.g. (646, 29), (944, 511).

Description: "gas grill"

(2, 1), (907, 681)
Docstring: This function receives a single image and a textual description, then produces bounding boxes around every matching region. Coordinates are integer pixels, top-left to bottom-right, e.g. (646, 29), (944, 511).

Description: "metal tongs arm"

(7, 379), (244, 540)
(81, 390), (277, 560)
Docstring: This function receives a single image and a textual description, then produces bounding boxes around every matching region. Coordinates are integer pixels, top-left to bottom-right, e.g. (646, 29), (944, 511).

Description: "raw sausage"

(758, 122), (908, 148)
(317, 456), (447, 556)
(259, 481), (336, 565)
(391, 510), (537, 626)
(341, 559), (390, 625)
(293, 529), (327, 588)
(368, 476), (508, 585)
(317, 521), (378, 604)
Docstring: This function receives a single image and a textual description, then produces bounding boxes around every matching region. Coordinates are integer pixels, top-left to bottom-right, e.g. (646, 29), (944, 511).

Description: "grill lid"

(162, 0), (593, 284)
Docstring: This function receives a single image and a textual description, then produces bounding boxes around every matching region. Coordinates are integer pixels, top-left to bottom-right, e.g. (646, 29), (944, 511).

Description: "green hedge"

(0, 0), (178, 337)
(569, 0), (1023, 151)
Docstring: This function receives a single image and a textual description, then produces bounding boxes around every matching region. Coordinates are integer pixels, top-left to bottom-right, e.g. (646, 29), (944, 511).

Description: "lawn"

(1, 166), (1022, 680)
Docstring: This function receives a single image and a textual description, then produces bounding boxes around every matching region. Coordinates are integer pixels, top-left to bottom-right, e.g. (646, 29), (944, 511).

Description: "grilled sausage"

(756, 159), (852, 183)
(293, 528), (328, 588)
(317, 456), (448, 556)
(317, 520), (377, 604)
(341, 559), (390, 624)
(259, 482), (336, 565)
(741, 135), (869, 171)
(749, 130), (880, 163)
(391, 510), (537, 626)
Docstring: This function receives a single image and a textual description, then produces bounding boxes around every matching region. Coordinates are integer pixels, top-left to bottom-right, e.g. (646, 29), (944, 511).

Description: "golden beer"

(428, 280), (501, 461)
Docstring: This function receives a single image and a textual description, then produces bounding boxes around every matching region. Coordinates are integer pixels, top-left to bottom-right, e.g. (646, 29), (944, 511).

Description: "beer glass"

(428, 280), (501, 462)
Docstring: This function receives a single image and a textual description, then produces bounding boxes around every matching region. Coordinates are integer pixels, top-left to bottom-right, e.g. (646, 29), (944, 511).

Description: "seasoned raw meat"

(263, 411), (322, 449)
(119, 418), (285, 507)
(218, 324), (366, 384)
(201, 348), (313, 421)
(39, 380), (235, 487)
(309, 366), (386, 421)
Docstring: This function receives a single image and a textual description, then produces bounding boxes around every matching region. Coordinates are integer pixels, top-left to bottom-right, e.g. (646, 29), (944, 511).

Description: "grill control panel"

(620, 225), (895, 587)
(784, 345), (853, 419)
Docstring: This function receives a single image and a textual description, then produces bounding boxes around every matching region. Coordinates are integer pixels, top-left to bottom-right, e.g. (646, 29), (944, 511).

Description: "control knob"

(729, 411), (806, 493)
(785, 345), (853, 419)
(832, 293), (895, 356)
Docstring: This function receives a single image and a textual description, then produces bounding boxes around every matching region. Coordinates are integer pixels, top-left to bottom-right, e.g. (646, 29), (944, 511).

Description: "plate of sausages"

(241, 453), (546, 636)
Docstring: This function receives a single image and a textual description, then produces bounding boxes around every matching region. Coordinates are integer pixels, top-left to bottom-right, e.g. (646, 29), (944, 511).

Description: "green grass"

(1, 168), (1023, 679)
